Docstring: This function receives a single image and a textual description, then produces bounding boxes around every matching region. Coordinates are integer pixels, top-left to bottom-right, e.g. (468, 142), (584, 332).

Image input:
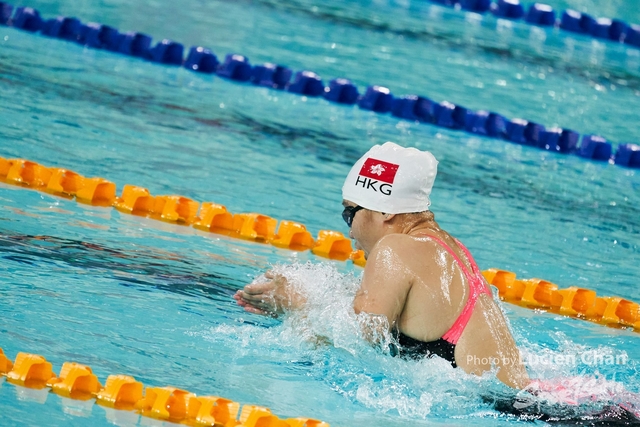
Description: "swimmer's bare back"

(354, 231), (530, 389)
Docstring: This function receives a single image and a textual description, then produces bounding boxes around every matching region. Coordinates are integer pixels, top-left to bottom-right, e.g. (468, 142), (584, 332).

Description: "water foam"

(197, 262), (505, 419)
(193, 261), (640, 423)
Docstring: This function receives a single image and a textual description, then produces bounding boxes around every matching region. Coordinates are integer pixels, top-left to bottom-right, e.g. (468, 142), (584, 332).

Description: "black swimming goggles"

(342, 205), (365, 228)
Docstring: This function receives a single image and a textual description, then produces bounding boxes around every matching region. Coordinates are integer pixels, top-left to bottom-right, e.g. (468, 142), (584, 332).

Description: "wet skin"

(234, 200), (530, 389)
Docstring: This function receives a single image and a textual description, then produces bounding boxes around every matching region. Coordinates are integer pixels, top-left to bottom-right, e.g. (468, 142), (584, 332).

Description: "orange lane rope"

(1, 155), (639, 332)
(0, 348), (329, 426)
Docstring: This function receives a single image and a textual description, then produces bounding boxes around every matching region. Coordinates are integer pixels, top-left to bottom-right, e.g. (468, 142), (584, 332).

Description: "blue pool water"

(1, 0), (640, 425)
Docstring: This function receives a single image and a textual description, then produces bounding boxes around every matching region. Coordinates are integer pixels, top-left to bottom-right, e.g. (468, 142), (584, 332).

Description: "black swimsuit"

(390, 329), (457, 368)
(387, 235), (491, 368)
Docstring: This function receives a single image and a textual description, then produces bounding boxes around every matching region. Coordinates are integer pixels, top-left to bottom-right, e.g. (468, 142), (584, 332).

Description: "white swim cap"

(341, 142), (438, 214)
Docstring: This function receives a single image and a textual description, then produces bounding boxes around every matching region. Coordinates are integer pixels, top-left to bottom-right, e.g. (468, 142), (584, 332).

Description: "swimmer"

(235, 141), (530, 389)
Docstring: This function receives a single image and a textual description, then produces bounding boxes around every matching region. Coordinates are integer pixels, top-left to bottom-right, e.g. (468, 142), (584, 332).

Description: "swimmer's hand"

(233, 271), (306, 317)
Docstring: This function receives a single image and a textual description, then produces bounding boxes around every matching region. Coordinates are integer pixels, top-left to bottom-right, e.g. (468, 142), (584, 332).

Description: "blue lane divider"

(615, 144), (640, 168)
(1, 2), (639, 171)
(0, 2), (11, 25)
(358, 86), (394, 113)
(493, 0), (525, 20)
(251, 63), (292, 89)
(184, 46), (220, 73)
(288, 70), (325, 96)
(579, 135), (613, 161)
(437, 0), (640, 49)
(324, 79), (360, 104)
(11, 6), (43, 32)
(525, 4), (556, 27)
(77, 23), (119, 50)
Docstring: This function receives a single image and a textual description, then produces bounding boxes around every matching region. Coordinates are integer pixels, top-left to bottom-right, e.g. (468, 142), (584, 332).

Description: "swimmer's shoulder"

(378, 232), (446, 250)
(367, 234), (444, 288)
(373, 233), (413, 250)
(370, 233), (440, 261)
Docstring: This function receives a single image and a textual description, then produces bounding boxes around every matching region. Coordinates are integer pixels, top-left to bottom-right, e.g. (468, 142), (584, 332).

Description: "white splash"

(190, 261), (640, 422)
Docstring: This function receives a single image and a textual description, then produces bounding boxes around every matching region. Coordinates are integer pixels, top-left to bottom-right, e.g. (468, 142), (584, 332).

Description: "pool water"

(1, 0), (640, 425)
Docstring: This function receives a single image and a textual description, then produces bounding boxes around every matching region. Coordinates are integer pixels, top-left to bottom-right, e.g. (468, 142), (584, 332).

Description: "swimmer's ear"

(382, 213), (395, 222)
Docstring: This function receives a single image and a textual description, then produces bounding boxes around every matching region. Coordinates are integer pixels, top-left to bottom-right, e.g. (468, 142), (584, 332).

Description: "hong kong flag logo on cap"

(359, 158), (399, 184)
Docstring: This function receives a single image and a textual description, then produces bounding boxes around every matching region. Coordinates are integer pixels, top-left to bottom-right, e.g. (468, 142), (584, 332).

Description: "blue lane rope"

(1, 2), (639, 170)
(429, 0), (640, 49)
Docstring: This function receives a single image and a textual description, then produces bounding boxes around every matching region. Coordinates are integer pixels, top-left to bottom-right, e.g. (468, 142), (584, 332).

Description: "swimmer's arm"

(353, 236), (413, 345)
(234, 271), (306, 317)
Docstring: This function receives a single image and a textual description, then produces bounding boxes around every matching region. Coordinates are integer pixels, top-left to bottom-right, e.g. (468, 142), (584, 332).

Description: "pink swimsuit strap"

(418, 234), (491, 345)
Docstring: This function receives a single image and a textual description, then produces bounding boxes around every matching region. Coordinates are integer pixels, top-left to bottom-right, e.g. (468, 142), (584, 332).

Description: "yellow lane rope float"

(0, 348), (329, 426)
(1, 155), (639, 333)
